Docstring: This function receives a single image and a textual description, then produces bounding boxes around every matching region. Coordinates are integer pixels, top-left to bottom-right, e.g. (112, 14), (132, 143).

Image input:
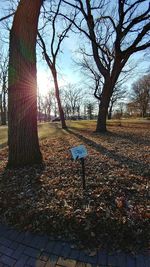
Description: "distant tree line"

(127, 73), (150, 118)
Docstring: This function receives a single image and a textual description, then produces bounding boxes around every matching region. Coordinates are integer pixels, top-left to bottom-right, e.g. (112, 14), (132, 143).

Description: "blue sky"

(0, 0), (149, 99)
(0, 0), (83, 95)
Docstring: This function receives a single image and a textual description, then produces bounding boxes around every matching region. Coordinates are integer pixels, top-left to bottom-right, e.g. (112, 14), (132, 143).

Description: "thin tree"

(0, 56), (8, 125)
(62, 83), (83, 119)
(62, 0), (150, 132)
(131, 73), (150, 117)
(37, 0), (74, 129)
(7, 0), (43, 167)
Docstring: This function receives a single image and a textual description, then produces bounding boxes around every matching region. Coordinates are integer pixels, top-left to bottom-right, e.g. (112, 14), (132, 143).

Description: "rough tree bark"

(52, 68), (67, 128)
(7, 0), (43, 167)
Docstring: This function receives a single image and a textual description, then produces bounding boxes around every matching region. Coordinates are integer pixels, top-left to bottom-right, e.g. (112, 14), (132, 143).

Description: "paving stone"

(135, 254), (145, 267)
(0, 246), (13, 257)
(79, 252), (97, 265)
(45, 255), (58, 267)
(0, 237), (12, 248)
(25, 257), (36, 267)
(8, 241), (18, 251)
(14, 254), (29, 267)
(31, 235), (49, 250)
(24, 247), (41, 258)
(5, 230), (20, 241)
(52, 241), (64, 256)
(39, 251), (49, 262)
(33, 259), (46, 267)
(107, 252), (119, 266)
(75, 262), (93, 267)
(57, 257), (76, 267)
(116, 252), (126, 267)
(61, 243), (72, 259)
(21, 232), (35, 246)
(69, 249), (80, 260)
(0, 224), (150, 267)
(12, 244), (26, 259)
(126, 254), (136, 267)
(0, 255), (16, 267)
(75, 262), (86, 267)
(0, 225), (8, 238)
(26, 257), (46, 267)
(144, 255), (150, 267)
(97, 250), (107, 266)
(15, 232), (26, 243)
(45, 241), (56, 254)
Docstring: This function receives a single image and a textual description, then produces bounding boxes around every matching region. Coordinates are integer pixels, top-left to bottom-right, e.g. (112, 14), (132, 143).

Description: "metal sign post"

(70, 145), (88, 190)
(80, 157), (85, 189)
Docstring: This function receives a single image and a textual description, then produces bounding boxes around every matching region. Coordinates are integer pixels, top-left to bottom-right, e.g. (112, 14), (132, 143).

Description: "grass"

(0, 126), (8, 148)
(0, 121), (149, 252)
(0, 119), (150, 148)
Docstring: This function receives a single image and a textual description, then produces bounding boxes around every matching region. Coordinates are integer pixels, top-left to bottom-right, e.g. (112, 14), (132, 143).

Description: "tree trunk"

(108, 103), (113, 120)
(96, 102), (108, 132)
(96, 60), (123, 132)
(53, 69), (67, 129)
(96, 83), (112, 132)
(1, 79), (7, 125)
(7, 0), (43, 168)
(1, 109), (7, 126)
(0, 94), (2, 125)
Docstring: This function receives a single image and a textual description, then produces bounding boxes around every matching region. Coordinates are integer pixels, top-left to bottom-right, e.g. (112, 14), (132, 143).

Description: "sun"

(37, 71), (51, 96)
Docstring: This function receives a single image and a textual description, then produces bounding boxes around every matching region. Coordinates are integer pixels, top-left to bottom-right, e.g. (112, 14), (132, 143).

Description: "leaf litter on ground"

(0, 125), (149, 253)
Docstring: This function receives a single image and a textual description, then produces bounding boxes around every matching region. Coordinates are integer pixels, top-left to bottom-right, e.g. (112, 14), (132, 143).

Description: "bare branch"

(37, 31), (53, 68)
(0, 12), (15, 22)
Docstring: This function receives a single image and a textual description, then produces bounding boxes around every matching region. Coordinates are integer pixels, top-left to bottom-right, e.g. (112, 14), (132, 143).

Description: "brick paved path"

(0, 224), (149, 267)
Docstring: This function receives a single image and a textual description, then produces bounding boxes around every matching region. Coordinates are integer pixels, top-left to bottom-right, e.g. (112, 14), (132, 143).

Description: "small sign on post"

(70, 145), (88, 190)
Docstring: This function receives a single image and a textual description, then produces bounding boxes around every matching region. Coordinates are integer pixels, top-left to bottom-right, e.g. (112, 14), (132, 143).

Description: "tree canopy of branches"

(7, 0), (43, 167)
(37, 0), (75, 128)
(76, 53), (127, 120)
(131, 73), (150, 117)
(62, 0), (150, 132)
(62, 83), (83, 119)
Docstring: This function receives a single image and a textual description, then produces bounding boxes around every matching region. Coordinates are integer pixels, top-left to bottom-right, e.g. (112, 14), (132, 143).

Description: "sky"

(0, 0), (149, 102)
(0, 1), (83, 94)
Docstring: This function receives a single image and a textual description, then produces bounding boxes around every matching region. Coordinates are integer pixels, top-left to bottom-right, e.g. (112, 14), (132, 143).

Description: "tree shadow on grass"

(107, 129), (150, 146)
(65, 128), (149, 178)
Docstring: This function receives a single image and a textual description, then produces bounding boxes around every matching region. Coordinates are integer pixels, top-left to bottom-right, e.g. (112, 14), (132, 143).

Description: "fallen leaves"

(0, 125), (149, 252)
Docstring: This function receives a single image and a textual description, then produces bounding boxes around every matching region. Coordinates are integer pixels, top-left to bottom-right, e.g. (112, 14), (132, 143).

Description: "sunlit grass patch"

(0, 126), (8, 148)
(0, 119), (149, 149)
(67, 120), (96, 130)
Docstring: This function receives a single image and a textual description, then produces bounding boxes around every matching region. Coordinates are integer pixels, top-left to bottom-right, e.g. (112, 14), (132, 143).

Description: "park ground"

(0, 119), (149, 253)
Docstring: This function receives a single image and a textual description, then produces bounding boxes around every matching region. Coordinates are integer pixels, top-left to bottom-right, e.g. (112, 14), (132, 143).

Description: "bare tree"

(0, 56), (8, 125)
(8, 0), (43, 167)
(62, 83), (83, 119)
(61, 0), (150, 132)
(86, 102), (95, 120)
(37, 0), (75, 128)
(77, 52), (127, 120)
(131, 73), (150, 117)
(108, 85), (126, 120)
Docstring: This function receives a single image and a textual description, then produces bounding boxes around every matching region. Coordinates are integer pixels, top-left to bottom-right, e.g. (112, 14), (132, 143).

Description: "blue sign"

(70, 145), (88, 160)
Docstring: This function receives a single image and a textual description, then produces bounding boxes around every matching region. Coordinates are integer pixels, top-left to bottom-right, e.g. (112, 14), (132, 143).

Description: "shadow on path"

(0, 224), (149, 267)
